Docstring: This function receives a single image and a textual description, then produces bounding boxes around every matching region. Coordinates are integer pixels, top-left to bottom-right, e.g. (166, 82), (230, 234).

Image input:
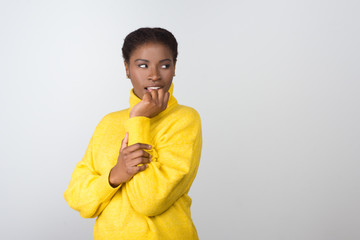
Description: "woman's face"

(125, 42), (176, 99)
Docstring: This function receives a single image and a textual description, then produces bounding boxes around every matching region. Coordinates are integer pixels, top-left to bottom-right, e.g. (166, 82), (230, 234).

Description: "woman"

(64, 27), (202, 239)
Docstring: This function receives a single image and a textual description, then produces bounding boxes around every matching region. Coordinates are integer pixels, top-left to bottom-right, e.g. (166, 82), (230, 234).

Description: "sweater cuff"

(125, 116), (151, 146)
(95, 168), (121, 202)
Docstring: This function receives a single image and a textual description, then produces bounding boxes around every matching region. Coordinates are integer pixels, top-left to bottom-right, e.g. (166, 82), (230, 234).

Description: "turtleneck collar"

(129, 82), (178, 115)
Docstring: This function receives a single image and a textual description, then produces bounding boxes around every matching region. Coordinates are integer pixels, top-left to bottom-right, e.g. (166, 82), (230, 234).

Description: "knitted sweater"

(64, 83), (202, 240)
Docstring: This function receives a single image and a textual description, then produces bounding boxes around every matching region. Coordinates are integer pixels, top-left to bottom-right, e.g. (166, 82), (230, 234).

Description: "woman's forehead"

(130, 42), (173, 60)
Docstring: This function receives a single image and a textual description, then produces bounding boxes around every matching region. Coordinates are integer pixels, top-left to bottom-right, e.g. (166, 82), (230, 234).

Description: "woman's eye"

(161, 64), (170, 69)
(138, 64), (147, 68)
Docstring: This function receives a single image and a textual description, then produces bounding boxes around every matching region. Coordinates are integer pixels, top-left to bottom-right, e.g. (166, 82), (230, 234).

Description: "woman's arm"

(124, 108), (202, 217)
(64, 135), (121, 218)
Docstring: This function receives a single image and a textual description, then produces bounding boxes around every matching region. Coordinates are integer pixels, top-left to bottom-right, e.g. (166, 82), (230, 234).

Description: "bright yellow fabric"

(64, 83), (202, 240)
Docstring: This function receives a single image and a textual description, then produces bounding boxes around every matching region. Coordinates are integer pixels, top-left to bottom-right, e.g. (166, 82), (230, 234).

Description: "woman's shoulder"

(176, 104), (200, 115)
(172, 104), (201, 123)
(93, 109), (129, 133)
(101, 109), (129, 121)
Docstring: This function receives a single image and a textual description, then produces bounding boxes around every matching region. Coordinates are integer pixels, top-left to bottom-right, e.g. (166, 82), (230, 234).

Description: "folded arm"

(125, 109), (202, 216)
(64, 136), (121, 218)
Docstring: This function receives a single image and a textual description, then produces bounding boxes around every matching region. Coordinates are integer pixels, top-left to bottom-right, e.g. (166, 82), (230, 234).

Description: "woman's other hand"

(130, 88), (169, 118)
(109, 133), (152, 187)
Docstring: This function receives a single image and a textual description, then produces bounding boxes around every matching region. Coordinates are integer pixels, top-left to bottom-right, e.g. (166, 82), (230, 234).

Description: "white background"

(1, 0), (359, 239)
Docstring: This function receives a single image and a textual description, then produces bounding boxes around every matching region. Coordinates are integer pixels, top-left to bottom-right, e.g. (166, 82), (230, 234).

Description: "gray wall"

(1, 0), (359, 239)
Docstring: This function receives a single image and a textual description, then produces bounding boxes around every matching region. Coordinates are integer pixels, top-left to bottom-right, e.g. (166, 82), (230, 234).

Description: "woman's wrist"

(129, 112), (149, 118)
(129, 112), (140, 118)
(108, 166), (123, 188)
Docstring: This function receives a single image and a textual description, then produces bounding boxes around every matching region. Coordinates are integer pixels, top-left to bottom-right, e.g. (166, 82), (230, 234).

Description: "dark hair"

(122, 27), (178, 63)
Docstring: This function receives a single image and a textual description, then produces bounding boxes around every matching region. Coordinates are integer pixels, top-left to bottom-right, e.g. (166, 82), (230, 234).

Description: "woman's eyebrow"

(160, 58), (172, 62)
(135, 58), (172, 63)
(135, 59), (149, 62)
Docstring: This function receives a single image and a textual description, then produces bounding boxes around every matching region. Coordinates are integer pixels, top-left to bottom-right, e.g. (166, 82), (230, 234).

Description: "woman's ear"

(124, 61), (130, 78)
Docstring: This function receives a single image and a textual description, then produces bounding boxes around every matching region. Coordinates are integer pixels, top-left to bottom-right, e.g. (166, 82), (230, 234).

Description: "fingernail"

(148, 145), (152, 149)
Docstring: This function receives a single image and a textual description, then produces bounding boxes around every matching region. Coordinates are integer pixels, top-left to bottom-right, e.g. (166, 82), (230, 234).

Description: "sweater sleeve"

(64, 130), (121, 218)
(124, 109), (202, 217)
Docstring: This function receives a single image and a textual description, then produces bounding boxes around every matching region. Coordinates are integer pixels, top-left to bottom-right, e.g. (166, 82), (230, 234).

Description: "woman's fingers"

(150, 88), (168, 106)
(124, 143), (152, 153)
(150, 89), (158, 103)
(126, 161), (148, 175)
(159, 89), (169, 109)
(120, 133), (129, 151)
(132, 164), (148, 174)
(122, 143), (152, 176)
(112, 137), (152, 184)
(142, 92), (152, 103)
(129, 156), (152, 167)
(158, 88), (164, 103)
(131, 88), (170, 118)
(126, 148), (151, 160)
(163, 91), (169, 109)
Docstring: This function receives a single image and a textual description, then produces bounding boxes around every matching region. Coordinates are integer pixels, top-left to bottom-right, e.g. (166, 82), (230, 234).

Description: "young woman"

(64, 27), (202, 239)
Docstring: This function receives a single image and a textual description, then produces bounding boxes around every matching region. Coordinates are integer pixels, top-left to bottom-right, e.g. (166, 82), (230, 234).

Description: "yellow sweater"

(64, 83), (202, 239)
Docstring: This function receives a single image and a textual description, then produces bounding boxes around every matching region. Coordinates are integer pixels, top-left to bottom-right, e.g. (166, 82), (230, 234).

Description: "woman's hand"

(130, 88), (170, 118)
(109, 133), (152, 188)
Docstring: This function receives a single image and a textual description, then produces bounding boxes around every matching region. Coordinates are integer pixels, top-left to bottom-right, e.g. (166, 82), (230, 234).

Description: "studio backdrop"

(0, 0), (359, 239)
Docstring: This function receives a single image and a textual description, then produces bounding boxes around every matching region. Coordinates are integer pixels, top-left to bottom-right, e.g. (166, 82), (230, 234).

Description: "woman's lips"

(145, 86), (162, 92)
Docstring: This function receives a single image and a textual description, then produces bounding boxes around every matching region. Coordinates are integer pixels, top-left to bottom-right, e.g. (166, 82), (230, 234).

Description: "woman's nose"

(148, 67), (161, 81)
